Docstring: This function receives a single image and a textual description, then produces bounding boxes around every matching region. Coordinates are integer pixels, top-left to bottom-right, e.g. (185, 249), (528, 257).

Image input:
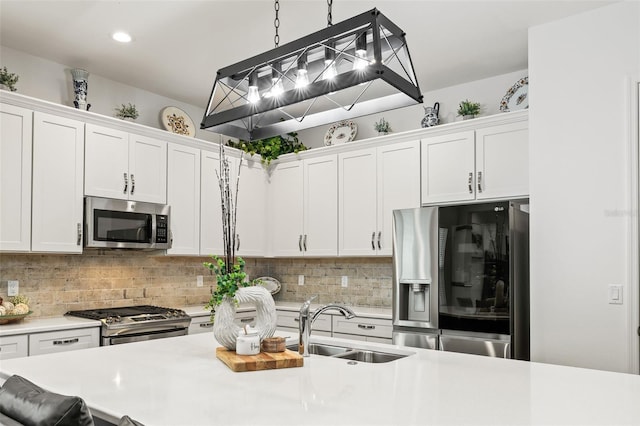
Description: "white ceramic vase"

(213, 286), (277, 351)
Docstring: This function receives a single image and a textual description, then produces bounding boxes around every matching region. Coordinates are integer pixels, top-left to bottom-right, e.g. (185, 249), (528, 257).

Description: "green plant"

(114, 103), (139, 119)
(374, 117), (392, 134)
(457, 99), (481, 117)
(203, 256), (257, 317)
(227, 131), (307, 167)
(0, 66), (19, 91)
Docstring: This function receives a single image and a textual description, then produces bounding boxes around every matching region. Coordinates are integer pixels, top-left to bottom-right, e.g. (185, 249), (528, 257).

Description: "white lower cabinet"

(332, 316), (392, 344)
(188, 310), (257, 335)
(276, 309), (332, 337)
(28, 327), (100, 356)
(0, 334), (29, 360)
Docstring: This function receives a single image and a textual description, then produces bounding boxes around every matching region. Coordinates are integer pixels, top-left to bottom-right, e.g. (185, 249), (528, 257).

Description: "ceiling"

(0, 0), (615, 110)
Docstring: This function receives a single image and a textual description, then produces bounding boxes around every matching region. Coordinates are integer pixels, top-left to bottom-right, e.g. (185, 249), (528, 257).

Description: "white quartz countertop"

(0, 316), (100, 337)
(1, 332), (639, 426)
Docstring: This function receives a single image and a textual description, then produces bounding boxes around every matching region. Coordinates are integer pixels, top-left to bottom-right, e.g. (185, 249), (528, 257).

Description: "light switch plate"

(298, 275), (304, 286)
(196, 275), (203, 287)
(608, 284), (623, 304)
(7, 280), (18, 296)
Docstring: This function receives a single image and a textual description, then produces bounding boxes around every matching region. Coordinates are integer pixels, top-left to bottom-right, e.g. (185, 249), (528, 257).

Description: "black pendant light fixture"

(201, 3), (423, 140)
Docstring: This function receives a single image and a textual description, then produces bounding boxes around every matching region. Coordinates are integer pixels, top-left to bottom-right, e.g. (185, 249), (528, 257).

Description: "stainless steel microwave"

(84, 196), (171, 249)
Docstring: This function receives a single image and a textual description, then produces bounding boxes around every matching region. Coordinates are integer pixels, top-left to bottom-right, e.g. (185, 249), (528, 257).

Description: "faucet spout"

(299, 297), (356, 357)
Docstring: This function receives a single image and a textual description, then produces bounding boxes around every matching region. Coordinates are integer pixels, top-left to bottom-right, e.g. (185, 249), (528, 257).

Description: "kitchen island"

(1, 332), (639, 426)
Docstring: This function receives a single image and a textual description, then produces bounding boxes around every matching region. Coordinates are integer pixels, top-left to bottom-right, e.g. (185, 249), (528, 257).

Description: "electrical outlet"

(341, 276), (348, 288)
(196, 275), (203, 287)
(7, 280), (18, 296)
(298, 275), (305, 286)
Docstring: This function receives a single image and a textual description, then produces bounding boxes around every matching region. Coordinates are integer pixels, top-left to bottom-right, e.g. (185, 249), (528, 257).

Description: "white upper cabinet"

(235, 157), (267, 257)
(421, 131), (476, 204)
(474, 121), (529, 200)
(339, 140), (420, 256)
(167, 143), (200, 255)
(200, 149), (235, 256)
(269, 155), (338, 257)
(31, 112), (84, 253)
(85, 124), (167, 203)
(421, 120), (529, 204)
(0, 104), (32, 252)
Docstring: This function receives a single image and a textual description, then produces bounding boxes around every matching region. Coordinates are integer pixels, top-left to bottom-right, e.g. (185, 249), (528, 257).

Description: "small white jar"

(236, 331), (260, 355)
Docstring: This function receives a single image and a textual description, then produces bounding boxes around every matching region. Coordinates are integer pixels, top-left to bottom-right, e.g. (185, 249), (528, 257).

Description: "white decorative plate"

(255, 277), (281, 295)
(324, 120), (357, 146)
(160, 106), (196, 137)
(499, 77), (529, 112)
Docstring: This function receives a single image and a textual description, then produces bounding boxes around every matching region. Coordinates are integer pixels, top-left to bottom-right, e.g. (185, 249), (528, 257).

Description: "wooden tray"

(216, 347), (303, 372)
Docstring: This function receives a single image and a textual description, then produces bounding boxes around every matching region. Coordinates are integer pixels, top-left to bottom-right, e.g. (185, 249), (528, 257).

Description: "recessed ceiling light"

(112, 31), (132, 43)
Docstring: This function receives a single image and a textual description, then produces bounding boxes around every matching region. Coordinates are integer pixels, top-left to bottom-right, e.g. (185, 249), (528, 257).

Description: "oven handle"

(105, 328), (188, 345)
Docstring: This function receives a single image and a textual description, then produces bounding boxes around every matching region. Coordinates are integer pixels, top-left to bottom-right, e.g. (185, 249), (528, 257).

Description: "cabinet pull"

(371, 232), (376, 250)
(53, 338), (79, 345)
(468, 172), (473, 194)
(76, 223), (82, 246)
(294, 317), (300, 322)
(123, 173), (128, 194)
(357, 324), (375, 330)
(130, 174), (135, 195)
(298, 235), (303, 252)
(303, 234), (307, 251)
(199, 323), (213, 328)
(477, 171), (483, 193)
(377, 231), (382, 250)
(236, 234), (240, 251)
(240, 317), (255, 323)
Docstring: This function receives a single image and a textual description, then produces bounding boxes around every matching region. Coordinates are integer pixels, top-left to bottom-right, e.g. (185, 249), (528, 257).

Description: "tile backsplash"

(0, 253), (392, 318)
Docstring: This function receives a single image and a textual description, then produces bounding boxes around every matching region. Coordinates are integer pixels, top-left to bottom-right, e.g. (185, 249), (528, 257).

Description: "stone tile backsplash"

(0, 253), (392, 318)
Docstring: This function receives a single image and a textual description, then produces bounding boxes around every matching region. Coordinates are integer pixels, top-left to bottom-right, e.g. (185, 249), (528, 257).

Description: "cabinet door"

(235, 158), (267, 257)
(304, 155), (338, 256)
(128, 134), (167, 203)
(167, 143), (200, 255)
(32, 112), (84, 253)
(339, 148), (378, 256)
(475, 121), (529, 200)
(189, 315), (214, 334)
(200, 150), (229, 256)
(0, 334), (28, 359)
(0, 104), (32, 251)
(270, 161), (304, 256)
(85, 123), (129, 200)
(421, 131), (475, 204)
(28, 327), (100, 356)
(377, 141), (421, 255)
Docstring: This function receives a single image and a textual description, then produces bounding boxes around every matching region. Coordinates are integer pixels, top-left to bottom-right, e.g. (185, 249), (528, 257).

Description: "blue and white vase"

(70, 68), (91, 111)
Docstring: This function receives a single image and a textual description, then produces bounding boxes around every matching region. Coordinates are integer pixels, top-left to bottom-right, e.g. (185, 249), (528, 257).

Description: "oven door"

(104, 328), (188, 346)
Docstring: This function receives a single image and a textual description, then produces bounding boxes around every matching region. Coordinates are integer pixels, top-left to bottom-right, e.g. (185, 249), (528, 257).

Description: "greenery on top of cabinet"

(227, 131), (308, 166)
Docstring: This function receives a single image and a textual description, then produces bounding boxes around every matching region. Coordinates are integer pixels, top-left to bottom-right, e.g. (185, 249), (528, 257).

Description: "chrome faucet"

(299, 296), (356, 357)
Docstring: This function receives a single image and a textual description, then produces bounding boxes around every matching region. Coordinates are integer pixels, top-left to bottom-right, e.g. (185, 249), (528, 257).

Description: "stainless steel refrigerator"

(392, 200), (530, 360)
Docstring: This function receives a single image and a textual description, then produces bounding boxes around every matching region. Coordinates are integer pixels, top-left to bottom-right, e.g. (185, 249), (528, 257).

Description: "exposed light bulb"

(323, 60), (337, 80)
(247, 71), (260, 104)
(270, 78), (284, 97)
(295, 52), (309, 88)
(352, 32), (369, 70)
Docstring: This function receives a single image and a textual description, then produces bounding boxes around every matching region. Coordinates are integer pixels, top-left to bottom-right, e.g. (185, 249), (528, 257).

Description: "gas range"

(66, 305), (192, 345)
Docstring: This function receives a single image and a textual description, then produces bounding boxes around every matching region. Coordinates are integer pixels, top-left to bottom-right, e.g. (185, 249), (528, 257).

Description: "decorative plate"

(499, 77), (529, 112)
(0, 311), (33, 325)
(324, 120), (357, 146)
(255, 277), (281, 295)
(160, 106), (196, 137)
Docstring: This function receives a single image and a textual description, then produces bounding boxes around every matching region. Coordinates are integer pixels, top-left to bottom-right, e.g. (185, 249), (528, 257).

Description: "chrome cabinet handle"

(358, 324), (375, 330)
(76, 223), (82, 245)
(123, 172), (128, 194)
(303, 234), (307, 251)
(468, 172), (473, 194)
(236, 234), (240, 251)
(371, 232), (376, 250)
(199, 323), (213, 328)
(477, 171), (483, 193)
(240, 317), (255, 323)
(130, 174), (135, 195)
(53, 338), (79, 345)
(377, 231), (382, 250)
(298, 235), (303, 252)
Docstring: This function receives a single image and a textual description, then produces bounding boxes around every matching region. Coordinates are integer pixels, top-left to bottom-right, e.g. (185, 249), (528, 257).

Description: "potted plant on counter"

(0, 66), (19, 92)
(457, 99), (481, 119)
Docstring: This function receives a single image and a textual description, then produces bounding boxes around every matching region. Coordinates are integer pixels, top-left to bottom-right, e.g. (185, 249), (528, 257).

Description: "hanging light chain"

(274, 0), (281, 47)
(327, 0), (333, 26)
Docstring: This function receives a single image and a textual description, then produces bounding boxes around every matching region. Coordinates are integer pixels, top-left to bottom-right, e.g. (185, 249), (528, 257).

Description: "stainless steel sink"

(287, 343), (411, 363)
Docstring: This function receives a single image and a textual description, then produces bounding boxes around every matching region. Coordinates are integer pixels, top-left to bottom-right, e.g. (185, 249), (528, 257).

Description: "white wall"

(529, 1), (639, 373)
(294, 69), (528, 148)
(0, 45), (220, 143)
